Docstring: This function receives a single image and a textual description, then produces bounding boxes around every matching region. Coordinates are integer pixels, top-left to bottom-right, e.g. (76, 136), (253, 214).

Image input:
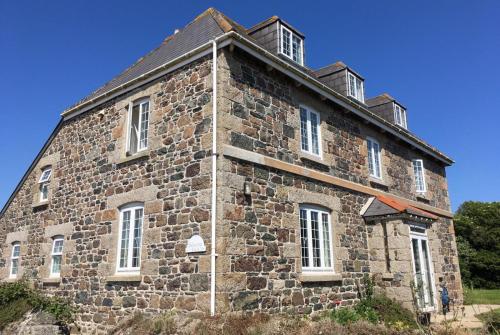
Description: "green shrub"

(476, 308), (500, 334)
(367, 294), (417, 329)
(0, 279), (74, 328)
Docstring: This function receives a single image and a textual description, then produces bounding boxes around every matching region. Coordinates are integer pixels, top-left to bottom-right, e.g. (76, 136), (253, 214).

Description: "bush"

(367, 294), (417, 329)
(0, 279), (74, 329)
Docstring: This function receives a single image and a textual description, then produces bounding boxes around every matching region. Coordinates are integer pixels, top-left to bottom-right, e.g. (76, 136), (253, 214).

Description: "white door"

(410, 225), (436, 311)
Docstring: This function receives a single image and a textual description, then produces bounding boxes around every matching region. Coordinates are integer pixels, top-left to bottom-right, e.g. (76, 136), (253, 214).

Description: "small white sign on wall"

(186, 235), (206, 253)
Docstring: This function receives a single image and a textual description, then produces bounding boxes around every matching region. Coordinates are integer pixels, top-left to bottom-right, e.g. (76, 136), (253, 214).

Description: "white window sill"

(42, 277), (61, 284)
(299, 273), (342, 282)
(32, 201), (49, 209)
(299, 152), (328, 168)
(369, 176), (388, 187)
(117, 150), (150, 165)
(106, 274), (142, 282)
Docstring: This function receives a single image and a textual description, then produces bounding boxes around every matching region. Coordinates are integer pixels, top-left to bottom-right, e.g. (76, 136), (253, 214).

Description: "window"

(347, 72), (364, 102)
(299, 106), (321, 157)
(117, 204), (144, 273)
(367, 138), (382, 179)
(280, 24), (303, 65)
(10, 242), (20, 278)
(299, 206), (333, 272)
(38, 166), (52, 202)
(394, 103), (407, 129)
(127, 99), (150, 155)
(50, 236), (64, 277)
(412, 159), (427, 193)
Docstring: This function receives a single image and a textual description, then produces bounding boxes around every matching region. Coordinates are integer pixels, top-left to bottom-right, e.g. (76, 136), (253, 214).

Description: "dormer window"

(394, 103), (407, 129)
(347, 72), (364, 102)
(280, 24), (303, 65)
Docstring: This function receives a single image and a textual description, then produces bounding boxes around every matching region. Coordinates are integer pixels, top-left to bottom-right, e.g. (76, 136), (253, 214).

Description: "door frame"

(408, 223), (437, 312)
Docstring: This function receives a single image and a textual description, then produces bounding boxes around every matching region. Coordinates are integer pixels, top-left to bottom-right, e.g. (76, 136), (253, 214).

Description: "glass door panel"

(411, 234), (435, 310)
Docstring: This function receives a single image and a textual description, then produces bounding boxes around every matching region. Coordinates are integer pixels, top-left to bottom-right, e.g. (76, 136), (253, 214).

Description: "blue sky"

(1, 0), (499, 212)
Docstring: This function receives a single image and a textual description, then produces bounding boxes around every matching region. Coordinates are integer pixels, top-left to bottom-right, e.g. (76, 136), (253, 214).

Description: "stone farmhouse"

(0, 8), (462, 333)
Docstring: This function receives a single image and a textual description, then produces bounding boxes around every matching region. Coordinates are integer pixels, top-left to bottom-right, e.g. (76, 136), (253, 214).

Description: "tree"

(454, 201), (500, 288)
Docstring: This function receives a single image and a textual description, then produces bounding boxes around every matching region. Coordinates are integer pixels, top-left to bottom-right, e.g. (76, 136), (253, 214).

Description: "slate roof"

(68, 8), (240, 110)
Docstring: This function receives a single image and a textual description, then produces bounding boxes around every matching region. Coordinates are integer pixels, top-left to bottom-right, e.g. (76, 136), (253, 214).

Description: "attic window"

(280, 24), (303, 65)
(347, 72), (364, 103)
(394, 103), (407, 129)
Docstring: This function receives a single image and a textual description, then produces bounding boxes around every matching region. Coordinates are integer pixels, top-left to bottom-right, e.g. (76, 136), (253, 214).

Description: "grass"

(464, 289), (500, 305)
(0, 298), (32, 330)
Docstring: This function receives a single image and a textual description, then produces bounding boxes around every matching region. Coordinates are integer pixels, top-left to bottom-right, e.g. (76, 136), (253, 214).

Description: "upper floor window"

(117, 204), (144, 273)
(299, 106), (321, 157)
(394, 103), (407, 129)
(299, 205), (333, 272)
(412, 159), (427, 193)
(127, 99), (150, 155)
(280, 25), (303, 65)
(38, 166), (52, 202)
(50, 236), (64, 277)
(10, 242), (20, 278)
(347, 72), (364, 103)
(367, 138), (382, 179)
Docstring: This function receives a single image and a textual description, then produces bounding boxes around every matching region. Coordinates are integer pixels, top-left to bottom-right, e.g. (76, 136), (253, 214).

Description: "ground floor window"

(410, 224), (436, 310)
(117, 204), (144, 273)
(10, 242), (21, 278)
(299, 205), (333, 272)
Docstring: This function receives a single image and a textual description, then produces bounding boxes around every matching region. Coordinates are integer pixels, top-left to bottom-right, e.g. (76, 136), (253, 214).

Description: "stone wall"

(219, 48), (450, 211)
(0, 44), (461, 332)
(0, 56), (215, 334)
(217, 157), (371, 312)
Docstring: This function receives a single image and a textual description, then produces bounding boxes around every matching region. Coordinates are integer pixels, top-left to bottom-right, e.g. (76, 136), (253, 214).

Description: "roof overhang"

(361, 195), (438, 224)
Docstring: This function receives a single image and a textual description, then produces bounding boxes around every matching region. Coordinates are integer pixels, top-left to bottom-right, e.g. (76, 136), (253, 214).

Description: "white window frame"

(409, 223), (437, 312)
(299, 205), (334, 273)
(412, 159), (427, 193)
(394, 103), (407, 129)
(126, 98), (150, 155)
(10, 242), (20, 279)
(38, 166), (52, 202)
(299, 105), (322, 158)
(279, 23), (304, 66)
(367, 137), (382, 179)
(50, 236), (64, 277)
(347, 72), (365, 103)
(116, 203), (144, 274)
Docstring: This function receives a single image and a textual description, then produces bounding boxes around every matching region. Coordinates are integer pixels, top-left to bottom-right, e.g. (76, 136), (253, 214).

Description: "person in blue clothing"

(439, 277), (450, 315)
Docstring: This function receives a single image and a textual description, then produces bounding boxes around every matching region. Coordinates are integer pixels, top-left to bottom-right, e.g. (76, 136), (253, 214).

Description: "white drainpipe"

(210, 39), (218, 317)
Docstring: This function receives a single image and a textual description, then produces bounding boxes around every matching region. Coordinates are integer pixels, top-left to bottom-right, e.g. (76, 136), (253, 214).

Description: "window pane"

(367, 140), (374, 176)
(132, 208), (143, 268)
(322, 213), (331, 268)
(52, 255), (62, 275)
(310, 211), (321, 267)
(413, 160), (425, 192)
(300, 108), (309, 152)
(310, 112), (319, 155)
(119, 210), (131, 268)
(421, 240), (434, 306)
(53, 239), (64, 254)
(373, 142), (381, 178)
(129, 105), (140, 154)
(292, 35), (301, 63)
(282, 28), (291, 56)
(40, 183), (49, 201)
(39, 168), (52, 183)
(299, 209), (309, 268)
(348, 74), (355, 97)
(139, 102), (149, 150)
(13, 245), (20, 258)
(11, 259), (18, 275)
